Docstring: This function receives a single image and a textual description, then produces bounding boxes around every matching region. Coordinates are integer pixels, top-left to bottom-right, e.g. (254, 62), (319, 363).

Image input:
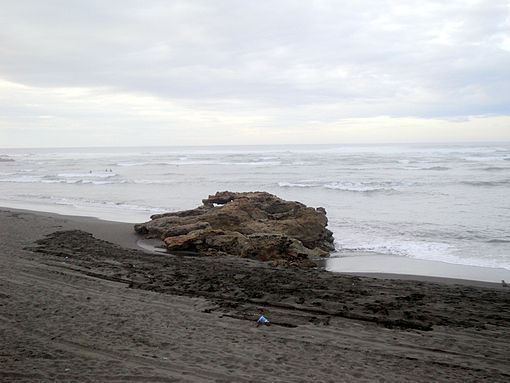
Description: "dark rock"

(135, 191), (335, 267)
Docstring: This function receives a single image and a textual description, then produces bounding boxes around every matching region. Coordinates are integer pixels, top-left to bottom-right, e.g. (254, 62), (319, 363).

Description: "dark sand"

(1, 208), (509, 382)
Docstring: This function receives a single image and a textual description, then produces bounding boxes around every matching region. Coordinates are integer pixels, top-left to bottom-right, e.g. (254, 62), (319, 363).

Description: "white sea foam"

(336, 237), (454, 260)
(333, 229), (510, 270)
(278, 180), (422, 192)
(291, 160), (315, 166)
(278, 182), (318, 188)
(81, 180), (128, 185)
(132, 179), (175, 184)
(335, 236), (510, 268)
(418, 166), (450, 171)
(463, 156), (507, 162)
(401, 165), (450, 171)
(0, 174), (125, 185)
(57, 172), (117, 178)
(117, 159), (284, 167)
(11, 193), (168, 214)
(40, 179), (81, 184)
(0, 175), (42, 183)
(324, 181), (397, 192)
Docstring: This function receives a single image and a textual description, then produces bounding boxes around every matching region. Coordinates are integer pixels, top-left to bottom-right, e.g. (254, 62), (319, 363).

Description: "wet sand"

(1, 208), (509, 382)
(325, 255), (510, 285)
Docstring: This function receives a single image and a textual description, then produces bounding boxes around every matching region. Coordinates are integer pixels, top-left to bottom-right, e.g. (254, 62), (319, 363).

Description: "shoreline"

(324, 255), (510, 286)
(3, 205), (508, 286)
(2, 206), (143, 250)
(1, 206), (509, 382)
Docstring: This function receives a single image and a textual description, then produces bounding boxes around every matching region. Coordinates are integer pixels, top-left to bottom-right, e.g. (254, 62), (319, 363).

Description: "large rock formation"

(135, 191), (335, 267)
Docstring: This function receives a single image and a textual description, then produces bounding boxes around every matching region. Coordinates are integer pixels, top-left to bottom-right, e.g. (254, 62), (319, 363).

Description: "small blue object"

(257, 315), (269, 324)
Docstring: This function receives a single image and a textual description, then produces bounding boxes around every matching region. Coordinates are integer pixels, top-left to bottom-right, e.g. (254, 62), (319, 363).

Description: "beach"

(3, 1), (510, 381)
(1, 207), (509, 382)
(2, 144), (509, 273)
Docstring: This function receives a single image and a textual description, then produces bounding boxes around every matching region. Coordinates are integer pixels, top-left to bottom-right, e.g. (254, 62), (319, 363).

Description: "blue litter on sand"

(257, 315), (269, 324)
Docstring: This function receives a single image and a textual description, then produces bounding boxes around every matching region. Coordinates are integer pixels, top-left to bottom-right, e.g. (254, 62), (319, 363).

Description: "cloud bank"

(1, 0), (509, 147)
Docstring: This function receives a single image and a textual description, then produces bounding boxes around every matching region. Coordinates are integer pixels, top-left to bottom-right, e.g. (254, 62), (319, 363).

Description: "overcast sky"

(1, 0), (509, 147)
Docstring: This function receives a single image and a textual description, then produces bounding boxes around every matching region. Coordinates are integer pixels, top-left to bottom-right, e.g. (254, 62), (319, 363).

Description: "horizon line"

(2, 140), (510, 150)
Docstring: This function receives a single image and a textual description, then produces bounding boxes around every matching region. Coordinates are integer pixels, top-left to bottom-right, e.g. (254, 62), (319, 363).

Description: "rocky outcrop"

(135, 191), (335, 267)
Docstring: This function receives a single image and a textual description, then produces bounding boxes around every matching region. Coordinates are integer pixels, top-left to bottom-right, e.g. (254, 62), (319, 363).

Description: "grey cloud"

(0, 0), (509, 119)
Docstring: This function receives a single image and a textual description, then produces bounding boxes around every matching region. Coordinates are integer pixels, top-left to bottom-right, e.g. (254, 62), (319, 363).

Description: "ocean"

(1, 143), (509, 271)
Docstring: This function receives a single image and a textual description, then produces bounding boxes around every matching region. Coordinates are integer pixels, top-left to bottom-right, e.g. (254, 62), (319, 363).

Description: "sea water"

(1, 143), (509, 271)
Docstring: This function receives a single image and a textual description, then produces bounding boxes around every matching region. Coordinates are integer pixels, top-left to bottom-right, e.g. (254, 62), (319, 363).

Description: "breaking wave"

(419, 166), (450, 171)
(0, 173), (125, 185)
(334, 237), (510, 270)
(278, 180), (419, 192)
(278, 182), (318, 188)
(336, 238), (454, 261)
(324, 182), (396, 192)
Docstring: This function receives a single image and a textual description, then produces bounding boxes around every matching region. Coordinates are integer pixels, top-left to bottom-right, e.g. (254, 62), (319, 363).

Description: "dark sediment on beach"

(1, 208), (509, 382)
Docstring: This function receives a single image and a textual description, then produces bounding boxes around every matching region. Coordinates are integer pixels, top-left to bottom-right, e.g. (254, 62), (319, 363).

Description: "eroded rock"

(134, 191), (335, 267)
